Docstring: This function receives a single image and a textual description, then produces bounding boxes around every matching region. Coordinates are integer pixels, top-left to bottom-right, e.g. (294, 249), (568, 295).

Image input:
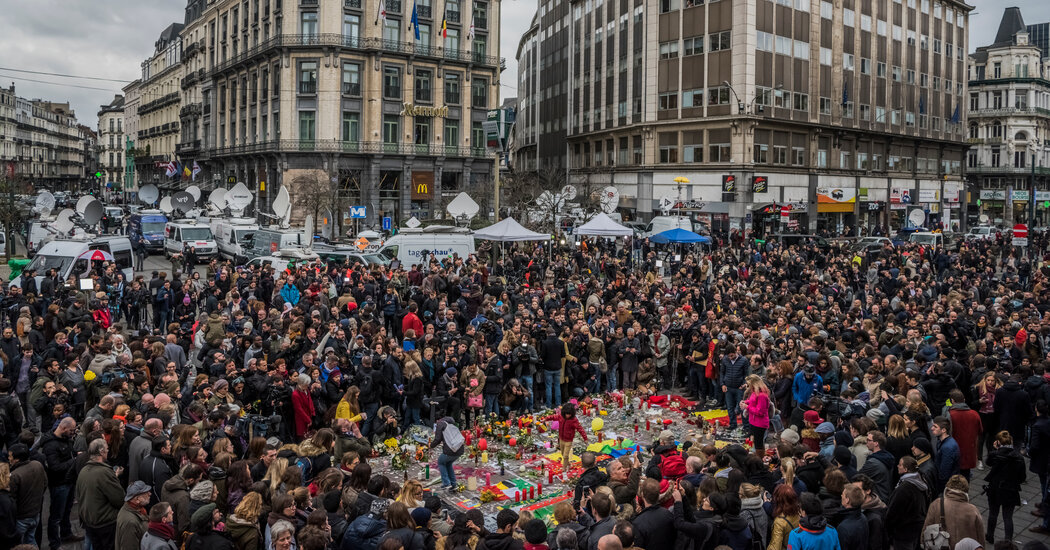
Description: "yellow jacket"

(335, 400), (364, 423)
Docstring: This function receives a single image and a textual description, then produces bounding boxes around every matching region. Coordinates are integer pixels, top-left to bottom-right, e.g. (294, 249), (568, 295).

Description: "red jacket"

(402, 312), (424, 338)
(292, 388), (316, 438)
(544, 413), (588, 443)
(948, 405), (983, 470)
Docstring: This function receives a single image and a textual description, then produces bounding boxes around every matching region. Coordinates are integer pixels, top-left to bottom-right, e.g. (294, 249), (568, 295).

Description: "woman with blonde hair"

(743, 374), (772, 452)
(397, 479), (425, 509)
(264, 457), (289, 496)
(976, 370), (1001, 468)
(404, 360), (425, 427)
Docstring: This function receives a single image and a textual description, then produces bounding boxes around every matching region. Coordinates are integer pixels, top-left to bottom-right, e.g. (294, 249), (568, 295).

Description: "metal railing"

(447, 9), (460, 22)
(299, 81), (317, 94)
(209, 139), (493, 157)
(345, 0), (361, 7)
(418, 4), (432, 17)
(968, 106), (1050, 117)
(342, 82), (361, 95)
(965, 166), (1050, 175)
(387, 0), (402, 13)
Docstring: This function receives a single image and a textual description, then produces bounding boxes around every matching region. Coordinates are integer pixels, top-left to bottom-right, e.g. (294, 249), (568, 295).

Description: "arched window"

(1014, 131), (1027, 141)
(991, 120), (1003, 139)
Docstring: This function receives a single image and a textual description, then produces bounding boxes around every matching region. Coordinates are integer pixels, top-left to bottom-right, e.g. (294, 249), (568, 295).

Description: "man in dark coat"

(836, 485), (870, 550)
(39, 417), (79, 549)
(885, 456), (929, 550)
(574, 452), (610, 508)
(859, 431), (895, 503)
(631, 479), (675, 550)
(138, 436), (175, 506)
(994, 374), (1032, 446)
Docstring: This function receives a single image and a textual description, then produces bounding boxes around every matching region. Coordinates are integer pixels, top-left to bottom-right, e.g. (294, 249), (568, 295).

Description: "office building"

(0, 84), (87, 191)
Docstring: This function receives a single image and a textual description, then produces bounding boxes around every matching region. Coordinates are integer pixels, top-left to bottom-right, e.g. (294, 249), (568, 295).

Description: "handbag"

(468, 394), (483, 408)
(921, 495), (951, 550)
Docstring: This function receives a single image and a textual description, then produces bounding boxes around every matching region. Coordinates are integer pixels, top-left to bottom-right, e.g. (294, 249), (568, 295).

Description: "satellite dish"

(658, 195), (675, 213)
(171, 191), (194, 214)
(979, 214), (990, 224)
(447, 192), (481, 218)
(53, 209), (75, 234)
(80, 199), (104, 226)
(208, 188), (228, 211)
(76, 196), (95, 215)
(535, 190), (565, 212)
(34, 191), (55, 215)
(272, 186), (292, 226)
(561, 185), (577, 201)
(600, 186), (620, 214)
(159, 196), (174, 214)
(139, 184), (160, 205)
(405, 216), (422, 229)
(908, 208), (926, 228)
(226, 182), (253, 212)
(185, 185), (202, 202)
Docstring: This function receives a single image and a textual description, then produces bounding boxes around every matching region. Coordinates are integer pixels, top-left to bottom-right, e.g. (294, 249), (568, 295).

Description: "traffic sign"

(1013, 237), (1029, 247)
(348, 206), (367, 219)
(382, 217), (392, 231)
(1013, 223), (1028, 239)
(780, 205), (791, 223)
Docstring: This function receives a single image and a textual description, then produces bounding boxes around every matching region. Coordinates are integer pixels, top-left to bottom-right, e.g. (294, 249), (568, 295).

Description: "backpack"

(358, 371), (375, 400)
(659, 452), (686, 480)
(295, 455), (314, 483)
(921, 495), (951, 550)
(441, 422), (464, 452)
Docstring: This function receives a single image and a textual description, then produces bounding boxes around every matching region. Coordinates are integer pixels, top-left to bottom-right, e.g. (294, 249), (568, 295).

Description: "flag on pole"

(468, 14), (475, 40)
(411, 1), (420, 40)
(950, 103), (961, 124)
(441, 16), (447, 39)
(182, 163), (191, 179)
(841, 81), (849, 106)
(375, 0), (386, 25)
(192, 161), (202, 181)
(164, 161), (176, 177)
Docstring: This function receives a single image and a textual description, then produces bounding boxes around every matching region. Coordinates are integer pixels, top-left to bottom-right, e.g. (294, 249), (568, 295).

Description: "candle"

(646, 419), (651, 430)
(529, 486), (535, 499)
(464, 432), (472, 446)
(538, 483), (543, 495)
(425, 464), (430, 479)
(486, 472), (491, 485)
(548, 469), (553, 484)
(515, 491), (521, 502)
(481, 451), (489, 463)
(634, 424), (639, 433)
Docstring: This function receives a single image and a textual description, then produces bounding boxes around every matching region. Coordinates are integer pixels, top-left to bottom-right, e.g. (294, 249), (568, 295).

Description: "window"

(891, 110), (901, 125)
(893, 25), (902, 41)
(756, 32), (772, 53)
(877, 20), (887, 36)
(860, 14), (871, 31)
(860, 104), (870, 120)
(906, 70), (915, 84)
(875, 106), (886, 122)
(921, 0), (929, 13)
(877, 62), (886, 77)
(659, 0), (679, 13)
(1016, 91), (1028, 109)
(659, 41), (679, 59)
(905, 111), (915, 126)
(920, 73), (928, 87)
(709, 31), (730, 51)
(934, 39), (941, 53)
(820, 0), (832, 18)
(840, 150), (852, 169)
(991, 121), (1003, 138)
(774, 88), (789, 108)
(444, 119), (459, 148)
(794, 0), (810, 12)
(775, 35), (791, 56)
(301, 11), (318, 35)
(990, 148), (1001, 167)
(445, 27), (459, 51)
(819, 97), (832, 115)
(415, 69), (433, 102)
(382, 114), (400, 146)
(414, 120), (430, 145)
(471, 78), (488, 108)
(385, 18), (402, 43)
(707, 86), (731, 105)
(892, 66), (902, 81)
(298, 61), (317, 93)
(754, 87), (772, 107)
(991, 91), (1003, 109)
(773, 145), (787, 164)
(907, 30), (916, 46)
(342, 62), (361, 95)
(817, 148), (828, 167)
(860, 58), (871, 74)
(794, 41), (809, 60)
(843, 53), (855, 71)
(383, 66), (402, 99)
(920, 35), (928, 50)
(858, 152), (869, 170)
(933, 77), (940, 91)
(658, 133), (677, 163)
(685, 36), (705, 55)
(445, 73), (460, 104)
(341, 111), (360, 142)
(659, 92), (678, 110)
(709, 143), (730, 162)
(843, 8), (854, 26)
(793, 147), (805, 166)
(968, 123), (978, 139)
(298, 111), (316, 143)
(993, 62), (1001, 78)
(683, 134), (703, 162)
(682, 89), (704, 108)
(820, 47), (832, 65)
(343, 14), (360, 46)
(793, 92), (808, 111)
(754, 144), (768, 163)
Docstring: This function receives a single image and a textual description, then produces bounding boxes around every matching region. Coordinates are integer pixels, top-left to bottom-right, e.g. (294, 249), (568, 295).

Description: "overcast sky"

(0, 0), (1045, 131)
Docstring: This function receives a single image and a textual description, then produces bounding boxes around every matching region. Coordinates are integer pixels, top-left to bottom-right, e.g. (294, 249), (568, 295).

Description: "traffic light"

(95, 171), (103, 178)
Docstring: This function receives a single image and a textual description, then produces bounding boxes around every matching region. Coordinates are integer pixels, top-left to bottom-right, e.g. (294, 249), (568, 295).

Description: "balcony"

(387, 0), (402, 13)
(416, 88), (432, 102)
(342, 82), (361, 95)
(344, 0), (361, 6)
(300, 0), (318, 5)
(139, 92), (180, 116)
(447, 9), (460, 22)
(209, 139), (492, 158)
(180, 103), (203, 118)
(175, 140), (201, 154)
(417, 4), (431, 17)
(965, 165), (1050, 175)
(384, 86), (402, 99)
(969, 106), (1050, 118)
(299, 81), (317, 94)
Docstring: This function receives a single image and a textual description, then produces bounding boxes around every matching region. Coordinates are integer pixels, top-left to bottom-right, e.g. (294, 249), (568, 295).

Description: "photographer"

(509, 337), (539, 411)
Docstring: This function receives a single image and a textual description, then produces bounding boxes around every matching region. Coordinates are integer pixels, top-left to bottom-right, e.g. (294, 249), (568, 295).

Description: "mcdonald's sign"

(411, 172), (434, 200)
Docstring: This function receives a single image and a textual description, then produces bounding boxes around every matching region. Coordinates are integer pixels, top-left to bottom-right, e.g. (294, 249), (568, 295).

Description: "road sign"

(382, 217), (392, 231)
(1013, 223), (1028, 239)
(780, 205), (791, 223)
(1013, 237), (1029, 247)
(349, 206), (367, 219)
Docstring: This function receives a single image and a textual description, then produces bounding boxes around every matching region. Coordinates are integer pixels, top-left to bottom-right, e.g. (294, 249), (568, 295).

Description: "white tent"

(575, 213), (633, 237)
(473, 217), (551, 242)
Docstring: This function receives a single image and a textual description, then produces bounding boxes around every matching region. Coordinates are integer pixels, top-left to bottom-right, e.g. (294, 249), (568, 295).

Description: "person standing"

(540, 330), (566, 408)
(931, 416), (960, 497)
(76, 438), (125, 550)
(39, 416), (79, 550)
(115, 481), (151, 550)
(7, 443), (46, 547)
(785, 493), (841, 550)
(545, 403), (588, 473)
(720, 345), (749, 435)
(431, 416), (465, 490)
(885, 456), (929, 550)
(946, 389), (982, 479)
(742, 374), (772, 453)
(984, 430), (1026, 543)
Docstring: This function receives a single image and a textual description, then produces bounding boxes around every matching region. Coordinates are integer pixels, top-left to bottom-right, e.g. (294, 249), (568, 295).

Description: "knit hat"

(369, 498), (391, 517)
(780, 428), (800, 445)
(833, 445), (852, 467)
(912, 437), (935, 456)
(445, 367), (458, 377)
(815, 422), (835, 434)
(213, 379), (229, 391)
(411, 507), (433, 527)
(190, 480), (215, 502)
(523, 519), (549, 544)
(190, 503), (217, 532)
(866, 408), (885, 422)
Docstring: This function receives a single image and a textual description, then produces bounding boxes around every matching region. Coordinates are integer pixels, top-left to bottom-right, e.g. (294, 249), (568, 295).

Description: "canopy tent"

(473, 217), (551, 242)
(649, 228), (712, 244)
(575, 213), (633, 237)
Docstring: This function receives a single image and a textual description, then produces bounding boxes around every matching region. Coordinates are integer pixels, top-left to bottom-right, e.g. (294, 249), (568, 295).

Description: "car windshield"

(363, 254), (387, 264)
(142, 222), (166, 234)
(234, 229), (255, 243)
(26, 254), (72, 276)
(181, 228), (213, 241)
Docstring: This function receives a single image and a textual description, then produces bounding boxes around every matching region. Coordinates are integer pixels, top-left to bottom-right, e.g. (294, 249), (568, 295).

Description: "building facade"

(97, 95), (126, 195)
(966, 8), (1050, 227)
(515, 0), (971, 234)
(134, 24), (186, 193)
(161, 0), (505, 226)
(0, 85), (87, 191)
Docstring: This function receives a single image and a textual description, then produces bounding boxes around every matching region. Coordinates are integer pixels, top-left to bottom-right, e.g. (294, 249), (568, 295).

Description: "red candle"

(529, 486), (535, 499)
(515, 491), (520, 502)
(646, 419), (650, 430)
(486, 472), (491, 486)
(548, 469), (553, 484)
(538, 483), (543, 495)
(464, 432), (472, 446)
(518, 418), (523, 428)
(634, 424), (639, 433)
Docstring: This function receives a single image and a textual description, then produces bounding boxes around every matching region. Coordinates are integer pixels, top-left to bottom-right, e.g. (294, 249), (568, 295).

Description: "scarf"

(148, 521), (176, 541)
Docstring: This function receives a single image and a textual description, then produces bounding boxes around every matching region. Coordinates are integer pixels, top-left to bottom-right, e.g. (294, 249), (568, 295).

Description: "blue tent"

(650, 228), (712, 244)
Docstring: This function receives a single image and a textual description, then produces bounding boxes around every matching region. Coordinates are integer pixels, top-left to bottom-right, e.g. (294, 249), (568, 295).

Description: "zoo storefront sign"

(400, 103), (450, 117)
(817, 187), (856, 213)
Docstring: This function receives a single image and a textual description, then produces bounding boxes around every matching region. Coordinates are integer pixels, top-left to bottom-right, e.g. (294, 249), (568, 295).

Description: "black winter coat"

(885, 475), (929, 545)
(633, 504), (676, 550)
(985, 445), (1026, 506)
(38, 431), (77, 485)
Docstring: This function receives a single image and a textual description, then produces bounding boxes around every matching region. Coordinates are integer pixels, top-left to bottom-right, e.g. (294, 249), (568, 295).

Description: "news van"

(164, 220), (218, 260)
(127, 210), (169, 252)
(247, 227), (308, 258)
(212, 217), (260, 263)
(376, 226), (475, 266)
(13, 236), (134, 288)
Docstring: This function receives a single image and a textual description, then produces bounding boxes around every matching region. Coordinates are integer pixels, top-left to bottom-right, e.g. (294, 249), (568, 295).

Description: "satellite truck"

(158, 186), (218, 260)
(12, 192), (134, 289)
(243, 186), (312, 258)
(203, 183), (260, 264)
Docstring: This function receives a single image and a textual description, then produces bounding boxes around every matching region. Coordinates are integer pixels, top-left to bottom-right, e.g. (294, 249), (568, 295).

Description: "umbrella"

(649, 228), (711, 244)
(76, 249), (114, 262)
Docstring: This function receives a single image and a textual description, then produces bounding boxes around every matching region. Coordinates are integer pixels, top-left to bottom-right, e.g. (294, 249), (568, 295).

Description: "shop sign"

(411, 171), (434, 200)
(817, 187), (856, 203)
(400, 103), (451, 117)
(751, 176), (768, 193)
(890, 188), (912, 204)
(859, 188), (869, 201)
(918, 189), (940, 203)
(722, 175), (737, 192)
(1037, 191), (1050, 201)
(1011, 190), (1030, 201)
(980, 190), (1006, 200)
(867, 202), (883, 211)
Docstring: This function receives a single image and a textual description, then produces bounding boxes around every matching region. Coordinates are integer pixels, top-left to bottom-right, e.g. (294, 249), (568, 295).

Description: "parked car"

(965, 226), (998, 241)
(850, 236), (893, 254)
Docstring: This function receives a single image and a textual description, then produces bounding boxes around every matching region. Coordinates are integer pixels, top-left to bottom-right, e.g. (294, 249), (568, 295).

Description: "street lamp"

(723, 81), (785, 115)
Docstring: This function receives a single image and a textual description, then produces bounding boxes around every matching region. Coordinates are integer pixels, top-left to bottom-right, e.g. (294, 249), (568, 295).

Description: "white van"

(211, 217), (260, 263)
(376, 226), (476, 266)
(13, 236), (134, 288)
(245, 248), (320, 279)
(164, 220), (217, 259)
(643, 215), (706, 237)
(247, 227), (308, 258)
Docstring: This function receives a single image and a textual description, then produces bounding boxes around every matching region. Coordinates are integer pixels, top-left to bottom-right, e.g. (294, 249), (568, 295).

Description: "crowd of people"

(0, 226), (1049, 550)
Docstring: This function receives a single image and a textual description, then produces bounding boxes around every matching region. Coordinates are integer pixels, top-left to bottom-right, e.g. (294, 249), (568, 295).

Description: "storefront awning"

(818, 203), (854, 213)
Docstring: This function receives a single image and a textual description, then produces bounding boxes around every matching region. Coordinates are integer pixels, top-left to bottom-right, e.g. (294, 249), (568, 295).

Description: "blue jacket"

(280, 283), (301, 306)
(793, 371), (823, 405)
(720, 355), (749, 388)
(341, 513), (388, 550)
(786, 522), (841, 550)
(934, 436), (961, 484)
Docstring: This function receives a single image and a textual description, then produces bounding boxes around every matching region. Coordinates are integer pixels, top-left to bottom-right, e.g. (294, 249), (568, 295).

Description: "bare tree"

(290, 171), (337, 238)
(502, 166), (567, 232)
(0, 170), (28, 256)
